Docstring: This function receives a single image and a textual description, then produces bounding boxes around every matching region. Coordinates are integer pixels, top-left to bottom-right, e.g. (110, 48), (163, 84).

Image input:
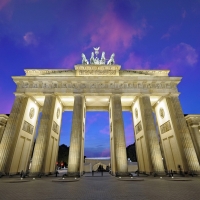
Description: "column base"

(0, 171), (6, 178)
(151, 171), (167, 177)
(115, 172), (130, 177)
(67, 172), (80, 177)
(29, 172), (45, 178)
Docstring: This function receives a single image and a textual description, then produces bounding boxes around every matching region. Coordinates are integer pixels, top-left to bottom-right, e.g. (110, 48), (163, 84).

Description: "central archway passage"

(84, 111), (110, 158)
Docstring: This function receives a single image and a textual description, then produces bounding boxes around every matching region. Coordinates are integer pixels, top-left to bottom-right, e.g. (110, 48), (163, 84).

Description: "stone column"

(68, 94), (84, 176)
(166, 96), (200, 173)
(110, 94), (128, 176)
(30, 94), (56, 175)
(139, 96), (165, 174)
(0, 115), (9, 143)
(190, 125), (200, 162)
(0, 94), (28, 173)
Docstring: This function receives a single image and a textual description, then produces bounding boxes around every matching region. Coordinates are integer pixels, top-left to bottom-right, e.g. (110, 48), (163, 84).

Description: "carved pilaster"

(166, 96), (200, 173)
(30, 94), (56, 175)
(0, 95), (28, 173)
(110, 94), (128, 176)
(68, 94), (84, 176)
(139, 96), (165, 174)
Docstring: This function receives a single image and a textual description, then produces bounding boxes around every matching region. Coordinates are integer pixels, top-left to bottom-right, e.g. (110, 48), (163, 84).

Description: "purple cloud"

(23, 32), (38, 46)
(124, 124), (134, 146)
(124, 52), (151, 69)
(158, 43), (198, 75)
(100, 148), (110, 157)
(162, 43), (198, 66)
(99, 125), (109, 135)
(161, 24), (181, 40)
(0, 0), (10, 10)
(61, 53), (80, 69)
(83, 3), (147, 55)
(182, 9), (186, 19)
(85, 113), (101, 133)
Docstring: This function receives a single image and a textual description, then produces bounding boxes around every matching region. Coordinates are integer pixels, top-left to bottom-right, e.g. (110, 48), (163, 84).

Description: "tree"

(57, 144), (69, 165)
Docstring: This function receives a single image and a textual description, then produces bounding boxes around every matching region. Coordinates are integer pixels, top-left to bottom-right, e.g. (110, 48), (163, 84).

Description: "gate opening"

(85, 111), (110, 158)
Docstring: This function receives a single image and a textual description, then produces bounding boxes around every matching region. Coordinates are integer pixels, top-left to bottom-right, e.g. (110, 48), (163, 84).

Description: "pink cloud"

(125, 124), (134, 145)
(100, 125), (110, 135)
(100, 148), (110, 157)
(83, 3), (147, 56)
(124, 52), (151, 69)
(158, 43), (198, 74)
(23, 32), (38, 46)
(0, 0), (10, 10)
(61, 53), (80, 69)
(164, 43), (198, 66)
(182, 9), (186, 19)
(85, 113), (101, 132)
(161, 24), (181, 40)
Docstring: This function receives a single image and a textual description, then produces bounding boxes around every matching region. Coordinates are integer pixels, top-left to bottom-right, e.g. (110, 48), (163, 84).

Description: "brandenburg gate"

(0, 49), (200, 177)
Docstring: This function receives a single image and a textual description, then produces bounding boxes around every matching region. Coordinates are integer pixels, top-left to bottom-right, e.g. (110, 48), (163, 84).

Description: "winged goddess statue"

(93, 47), (100, 56)
(81, 47), (115, 65)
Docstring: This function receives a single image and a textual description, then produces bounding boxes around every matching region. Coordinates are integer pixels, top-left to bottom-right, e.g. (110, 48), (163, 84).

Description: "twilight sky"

(0, 0), (200, 157)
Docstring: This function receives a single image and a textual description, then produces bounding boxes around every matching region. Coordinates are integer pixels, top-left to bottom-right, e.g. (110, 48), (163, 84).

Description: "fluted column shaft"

(139, 96), (165, 174)
(111, 94), (128, 176)
(190, 126), (200, 162)
(0, 95), (28, 173)
(167, 96), (200, 172)
(0, 126), (5, 142)
(30, 94), (56, 174)
(68, 94), (84, 176)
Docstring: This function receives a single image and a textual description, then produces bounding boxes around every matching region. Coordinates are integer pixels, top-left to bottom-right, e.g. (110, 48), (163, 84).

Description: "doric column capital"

(111, 93), (121, 97)
(185, 115), (200, 127)
(14, 92), (27, 97)
(73, 93), (84, 97)
(139, 93), (151, 98)
(167, 93), (180, 98)
(43, 92), (55, 97)
(190, 124), (200, 128)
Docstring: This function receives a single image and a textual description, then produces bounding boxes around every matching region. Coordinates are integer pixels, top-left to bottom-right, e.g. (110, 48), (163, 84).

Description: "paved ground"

(0, 172), (200, 200)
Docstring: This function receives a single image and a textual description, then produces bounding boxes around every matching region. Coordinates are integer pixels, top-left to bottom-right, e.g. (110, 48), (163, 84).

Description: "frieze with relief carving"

(22, 120), (34, 134)
(52, 121), (59, 134)
(160, 120), (171, 134)
(17, 80), (178, 93)
(135, 121), (142, 134)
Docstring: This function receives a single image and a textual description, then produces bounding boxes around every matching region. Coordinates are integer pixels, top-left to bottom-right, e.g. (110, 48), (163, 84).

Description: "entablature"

(13, 75), (181, 95)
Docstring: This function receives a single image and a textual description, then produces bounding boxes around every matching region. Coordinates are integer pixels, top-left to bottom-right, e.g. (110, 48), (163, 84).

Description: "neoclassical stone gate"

(0, 62), (200, 176)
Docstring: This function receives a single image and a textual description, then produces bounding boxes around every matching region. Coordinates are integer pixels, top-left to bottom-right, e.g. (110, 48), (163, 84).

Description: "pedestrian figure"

(20, 170), (24, 178)
(170, 169), (173, 177)
(92, 170), (94, 176)
(55, 170), (59, 177)
(101, 165), (103, 176)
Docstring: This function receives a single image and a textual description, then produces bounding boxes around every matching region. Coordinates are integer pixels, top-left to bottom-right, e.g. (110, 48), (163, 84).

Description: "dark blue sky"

(0, 0), (200, 157)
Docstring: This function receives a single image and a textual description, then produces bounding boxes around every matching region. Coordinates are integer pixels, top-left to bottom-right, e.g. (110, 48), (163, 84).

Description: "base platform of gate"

(3, 178), (31, 183)
(117, 177), (144, 181)
(52, 177), (80, 182)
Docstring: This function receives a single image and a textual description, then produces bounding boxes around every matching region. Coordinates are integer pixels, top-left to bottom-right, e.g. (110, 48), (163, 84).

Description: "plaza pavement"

(0, 172), (200, 200)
